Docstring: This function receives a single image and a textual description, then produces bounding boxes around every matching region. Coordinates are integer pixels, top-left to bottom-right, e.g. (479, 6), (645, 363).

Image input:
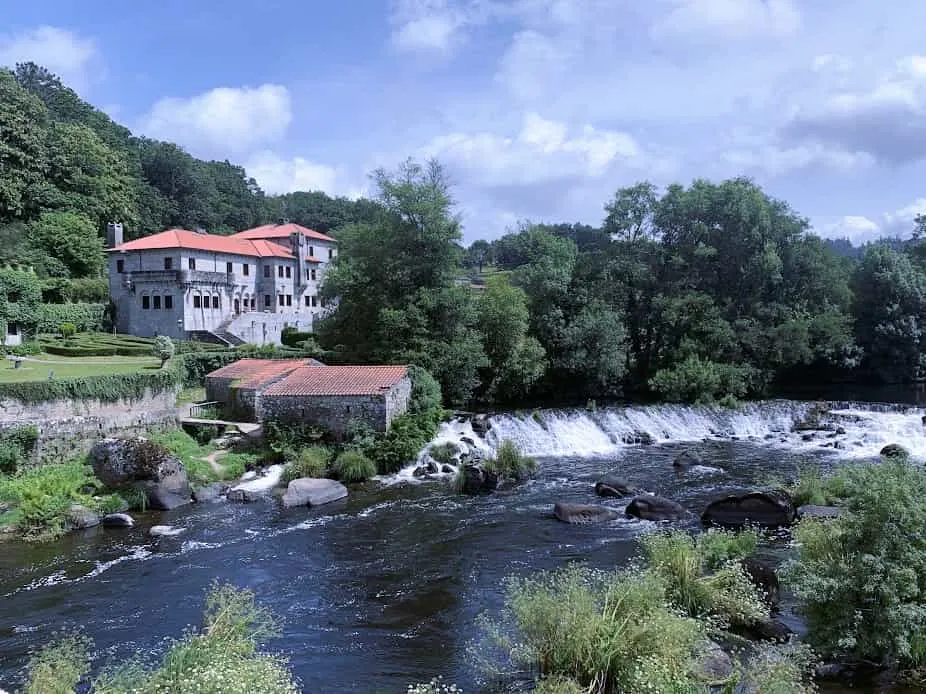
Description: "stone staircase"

(190, 319), (247, 347)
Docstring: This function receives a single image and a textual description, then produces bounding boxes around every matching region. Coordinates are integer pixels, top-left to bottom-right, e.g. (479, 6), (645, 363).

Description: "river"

(1, 400), (924, 693)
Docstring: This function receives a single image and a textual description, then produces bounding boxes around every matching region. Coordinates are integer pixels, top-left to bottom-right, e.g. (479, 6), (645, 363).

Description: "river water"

(1, 400), (924, 693)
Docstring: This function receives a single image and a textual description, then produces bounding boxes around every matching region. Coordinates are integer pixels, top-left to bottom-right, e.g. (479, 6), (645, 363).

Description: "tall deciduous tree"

(0, 70), (48, 222)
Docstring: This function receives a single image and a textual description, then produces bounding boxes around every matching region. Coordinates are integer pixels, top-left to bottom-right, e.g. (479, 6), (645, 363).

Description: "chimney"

(106, 222), (124, 248)
(194, 227), (207, 235)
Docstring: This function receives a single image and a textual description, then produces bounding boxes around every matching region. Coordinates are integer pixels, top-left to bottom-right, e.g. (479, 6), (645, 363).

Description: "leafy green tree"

(153, 335), (175, 367)
(28, 211), (106, 278)
(0, 70), (48, 222)
(265, 190), (380, 235)
(463, 239), (491, 272)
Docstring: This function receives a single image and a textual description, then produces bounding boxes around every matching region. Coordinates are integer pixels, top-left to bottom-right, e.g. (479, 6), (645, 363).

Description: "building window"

(305, 296), (310, 307)
(116, 259), (125, 274)
(329, 249), (334, 259)
(310, 268), (317, 281)
(278, 266), (284, 278)
(286, 294), (292, 306)
(7, 322), (18, 336)
(142, 295), (150, 309)
(285, 266), (291, 278)
(311, 295), (318, 307)
(226, 261), (233, 273)
(193, 295), (201, 309)
(263, 265), (270, 278)
(243, 264), (250, 276)
(309, 246), (314, 257)
(212, 296), (220, 309)
(277, 294), (284, 307)
(188, 258), (196, 270)
(164, 257), (173, 270)
(153, 296), (162, 310)
(165, 295), (173, 310)
(251, 298), (256, 309)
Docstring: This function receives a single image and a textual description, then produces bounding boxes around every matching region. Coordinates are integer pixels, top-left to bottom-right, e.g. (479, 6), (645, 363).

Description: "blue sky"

(3, 0), (926, 244)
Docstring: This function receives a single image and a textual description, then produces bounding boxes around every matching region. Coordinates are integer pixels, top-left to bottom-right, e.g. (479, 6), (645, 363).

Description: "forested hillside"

(0, 62), (374, 283)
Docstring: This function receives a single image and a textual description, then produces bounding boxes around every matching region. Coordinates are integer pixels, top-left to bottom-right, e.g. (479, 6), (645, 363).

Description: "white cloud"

(0, 26), (97, 91)
(815, 199), (926, 244)
(421, 112), (645, 186)
(139, 84), (292, 157)
(245, 151), (340, 195)
(651, 0), (800, 42)
(389, 0), (492, 53)
(721, 139), (874, 177)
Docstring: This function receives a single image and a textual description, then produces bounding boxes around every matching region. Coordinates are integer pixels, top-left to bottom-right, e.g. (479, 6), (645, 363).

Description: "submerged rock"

(66, 504), (100, 530)
(701, 490), (796, 528)
(458, 464), (499, 495)
(553, 502), (620, 524)
(880, 443), (909, 459)
(441, 464), (454, 474)
(470, 415), (491, 438)
(621, 430), (655, 445)
(102, 513), (134, 528)
(673, 450), (703, 468)
(226, 488), (262, 504)
(282, 478), (348, 508)
(625, 495), (687, 521)
(797, 504), (842, 520)
(594, 475), (637, 498)
(150, 525), (185, 537)
(413, 461), (440, 478)
(90, 438), (192, 511)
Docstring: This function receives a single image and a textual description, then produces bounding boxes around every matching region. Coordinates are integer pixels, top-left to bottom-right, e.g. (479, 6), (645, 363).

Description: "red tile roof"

(231, 223), (336, 243)
(263, 365), (409, 397)
(108, 229), (295, 259)
(205, 359), (323, 390)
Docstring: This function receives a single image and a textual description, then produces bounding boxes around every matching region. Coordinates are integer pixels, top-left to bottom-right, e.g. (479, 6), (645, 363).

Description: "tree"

(464, 239), (491, 272)
(59, 322), (76, 340)
(28, 211), (106, 278)
(0, 70), (48, 222)
(153, 335), (175, 367)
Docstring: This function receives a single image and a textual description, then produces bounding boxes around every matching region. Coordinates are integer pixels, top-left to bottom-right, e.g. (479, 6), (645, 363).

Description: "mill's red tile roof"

(231, 223), (336, 243)
(263, 365), (409, 396)
(205, 359), (324, 390)
(108, 229), (295, 259)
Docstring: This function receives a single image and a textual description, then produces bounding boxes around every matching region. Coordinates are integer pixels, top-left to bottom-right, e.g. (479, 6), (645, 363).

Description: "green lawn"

(0, 354), (161, 383)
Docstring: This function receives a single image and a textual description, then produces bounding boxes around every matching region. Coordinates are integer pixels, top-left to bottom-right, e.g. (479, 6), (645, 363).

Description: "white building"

(107, 222), (337, 345)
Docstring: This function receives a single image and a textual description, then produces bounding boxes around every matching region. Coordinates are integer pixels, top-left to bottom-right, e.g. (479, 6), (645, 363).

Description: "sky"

(3, 0), (926, 245)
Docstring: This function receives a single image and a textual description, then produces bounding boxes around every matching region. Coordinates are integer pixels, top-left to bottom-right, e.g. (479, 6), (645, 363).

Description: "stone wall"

(384, 376), (413, 429)
(0, 388), (180, 466)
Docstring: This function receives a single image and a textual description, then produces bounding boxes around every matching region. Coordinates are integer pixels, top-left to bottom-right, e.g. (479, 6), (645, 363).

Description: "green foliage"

(0, 368), (177, 404)
(22, 633), (91, 694)
(2, 341), (43, 356)
(429, 442), (459, 466)
(82, 583), (298, 694)
(649, 355), (761, 404)
(264, 421), (327, 460)
(372, 408), (444, 474)
(641, 530), (767, 628)
(407, 364), (443, 412)
(785, 457), (926, 669)
(738, 642), (818, 694)
(38, 302), (107, 334)
(280, 326), (312, 348)
(0, 424), (39, 474)
(29, 211), (107, 278)
(331, 450), (377, 483)
(484, 439), (537, 481)
(280, 446), (331, 485)
(0, 267), (42, 340)
(153, 334), (175, 366)
(58, 321), (76, 340)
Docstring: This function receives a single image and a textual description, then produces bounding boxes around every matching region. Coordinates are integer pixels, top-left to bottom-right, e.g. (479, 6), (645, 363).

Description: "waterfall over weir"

(403, 401), (926, 476)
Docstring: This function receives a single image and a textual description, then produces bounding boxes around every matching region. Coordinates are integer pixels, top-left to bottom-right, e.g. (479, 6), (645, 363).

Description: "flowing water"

(1, 400), (924, 693)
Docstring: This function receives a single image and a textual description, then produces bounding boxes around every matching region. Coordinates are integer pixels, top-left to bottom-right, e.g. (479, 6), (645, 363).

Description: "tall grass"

(280, 446), (331, 485)
(484, 439), (536, 481)
(22, 634), (91, 694)
(330, 451), (377, 483)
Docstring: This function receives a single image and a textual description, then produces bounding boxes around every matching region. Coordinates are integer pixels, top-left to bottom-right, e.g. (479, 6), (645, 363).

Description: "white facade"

(108, 227), (337, 345)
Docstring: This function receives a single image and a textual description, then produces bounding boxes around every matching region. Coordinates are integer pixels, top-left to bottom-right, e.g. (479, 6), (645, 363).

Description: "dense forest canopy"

(3, 63), (926, 404)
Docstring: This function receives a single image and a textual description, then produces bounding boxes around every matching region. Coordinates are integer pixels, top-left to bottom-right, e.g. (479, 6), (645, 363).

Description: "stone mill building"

(106, 221), (337, 345)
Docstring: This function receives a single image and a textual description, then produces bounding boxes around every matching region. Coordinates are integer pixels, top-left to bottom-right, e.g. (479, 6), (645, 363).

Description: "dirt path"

(204, 449), (228, 476)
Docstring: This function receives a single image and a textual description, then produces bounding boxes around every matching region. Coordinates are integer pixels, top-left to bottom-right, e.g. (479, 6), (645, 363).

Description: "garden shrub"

(0, 369), (178, 404)
(281, 327), (312, 348)
(280, 446), (331, 485)
(58, 322), (77, 340)
(785, 457), (926, 670)
(153, 334), (175, 367)
(1, 341), (42, 356)
(331, 450), (377, 483)
(38, 303), (107, 333)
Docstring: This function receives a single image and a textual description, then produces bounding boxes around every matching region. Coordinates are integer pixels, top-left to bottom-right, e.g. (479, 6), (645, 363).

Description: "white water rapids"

(395, 400), (926, 480)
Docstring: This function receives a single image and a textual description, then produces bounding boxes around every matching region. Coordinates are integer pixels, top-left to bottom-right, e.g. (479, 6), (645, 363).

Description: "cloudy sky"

(3, 0), (926, 244)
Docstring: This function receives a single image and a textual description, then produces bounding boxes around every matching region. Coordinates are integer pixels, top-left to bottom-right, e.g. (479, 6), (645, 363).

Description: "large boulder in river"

(102, 513), (134, 528)
(553, 502), (620, 524)
(673, 450), (703, 468)
(701, 490), (795, 528)
(193, 482), (229, 503)
(66, 504), (100, 530)
(90, 438), (192, 511)
(880, 443), (909, 459)
(625, 495), (688, 521)
(594, 475), (637, 498)
(226, 488), (262, 504)
(282, 478), (348, 508)
(458, 464), (499, 495)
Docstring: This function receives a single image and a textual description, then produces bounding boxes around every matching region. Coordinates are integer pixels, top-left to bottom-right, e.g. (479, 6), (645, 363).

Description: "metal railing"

(189, 401), (221, 419)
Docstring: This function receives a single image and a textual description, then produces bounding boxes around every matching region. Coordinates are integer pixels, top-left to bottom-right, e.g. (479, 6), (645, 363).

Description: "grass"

(176, 386), (207, 406)
(484, 439), (537, 481)
(429, 442), (459, 466)
(0, 354), (161, 383)
(23, 584), (299, 694)
(330, 450), (377, 483)
(149, 429), (258, 487)
(280, 446), (331, 485)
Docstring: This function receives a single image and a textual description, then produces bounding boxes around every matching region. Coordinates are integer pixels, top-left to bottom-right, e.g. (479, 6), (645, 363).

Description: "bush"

(484, 439), (536, 481)
(2, 341), (42, 356)
(0, 369), (178, 404)
(739, 642), (818, 694)
(372, 408), (444, 474)
(280, 446), (331, 485)
(22, 633), (91, 694)
(649, 355), (763, 404)
(408, 364), (443, 412)
(38, 303), (107, 333)
(0, 424), (39, 474)
(784, 457), (926, 669)
(153, 334), (175, 367)
(35, 583), (300, 694)
(331, 450), (377, 483)
(281, 327), (312, 348)
(429, 442), (459, 466)
(59, 322), (77, 340)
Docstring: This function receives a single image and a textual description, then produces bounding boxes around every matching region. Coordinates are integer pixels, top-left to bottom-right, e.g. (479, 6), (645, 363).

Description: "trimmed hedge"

(36, 303), (107, 333)
(0, 370), (178, 404)
(43, 344), (152, 357)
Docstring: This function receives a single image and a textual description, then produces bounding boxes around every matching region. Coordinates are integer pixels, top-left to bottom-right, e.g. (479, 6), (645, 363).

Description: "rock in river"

(880, 443), (909, 459)
(282, 478), (348, 508)
(66, 504), (100, 530)
(673, 450), (703, 468)
(553, 502), (620, 524)
(150, 525), (185, 537)
(226, 488), (262, 504)
(625, 495), (687, 521)
(102, 513), (134, 528)
(458, 464), (499, 495)
(701, 490), (796, 528)
(594, 475), (637, 498)
(193, 482), (229, 503)
(90, 438), (192, 511)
